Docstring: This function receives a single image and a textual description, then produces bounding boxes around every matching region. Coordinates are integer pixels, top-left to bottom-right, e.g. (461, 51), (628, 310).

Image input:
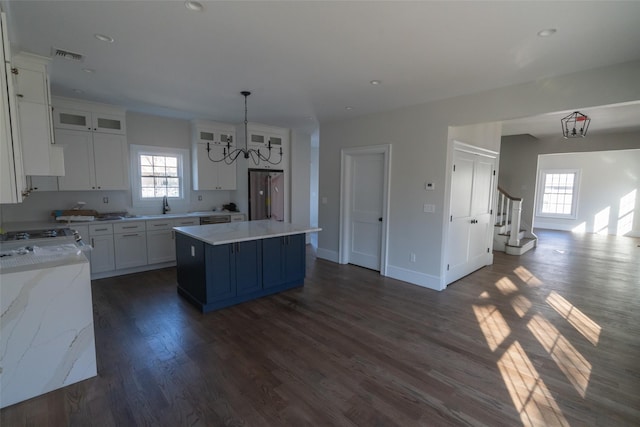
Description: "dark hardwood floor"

(2, 230), (639, 426)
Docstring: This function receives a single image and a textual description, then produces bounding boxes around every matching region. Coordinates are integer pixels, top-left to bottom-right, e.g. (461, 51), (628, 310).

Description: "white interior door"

(446, 146), (496, 284)
(348, 152), (384, 270)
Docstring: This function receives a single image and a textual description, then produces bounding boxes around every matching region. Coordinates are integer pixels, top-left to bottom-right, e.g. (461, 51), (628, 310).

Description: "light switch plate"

(424, 204), (436, 213)
(425, 182), (435, 190)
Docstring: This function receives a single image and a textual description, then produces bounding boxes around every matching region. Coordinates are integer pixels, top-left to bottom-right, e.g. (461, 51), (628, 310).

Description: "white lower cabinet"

(88, 224), (114, 274)
(146, 219), (176, 264)
(83, 216), (231, 277)
(114, 222), (147, 269)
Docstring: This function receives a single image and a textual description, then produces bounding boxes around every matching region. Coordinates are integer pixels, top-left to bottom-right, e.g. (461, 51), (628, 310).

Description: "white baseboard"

(316, 247), (339, 263)
(386, 265), (443, 291)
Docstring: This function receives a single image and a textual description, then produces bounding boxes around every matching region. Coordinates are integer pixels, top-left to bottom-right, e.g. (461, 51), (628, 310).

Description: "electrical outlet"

(410, 252), (416, 262)
(423, 204), (435, 213)
(103, 197), (109, 203)
(198, 195), (203, 201)
(425, 182), (435, 190)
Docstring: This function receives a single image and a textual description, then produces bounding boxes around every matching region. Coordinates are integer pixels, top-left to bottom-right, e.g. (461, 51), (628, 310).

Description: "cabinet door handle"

(236, 242), (240, 253)
(154, 223), (169, 227)
(16, 94), (24, 98)
(122, 225), (138, 229)
(91, 238), (95, 248)
(94, 228), (108, 232)
(122, 233), (139, 237)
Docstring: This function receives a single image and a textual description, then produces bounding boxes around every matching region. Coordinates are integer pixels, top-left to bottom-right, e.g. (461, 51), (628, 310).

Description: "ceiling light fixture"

(537, 28), (557, 37)
(345, 106), (353, 110)
(94, 33), (114, 43)
(72, 89), (84, 94)
(82, 68), (95, 73)
(370, 80), (381, 85)
(561, 111), (590, 138)
(205, 91), (282, 165)
(184, 1), (204, 12)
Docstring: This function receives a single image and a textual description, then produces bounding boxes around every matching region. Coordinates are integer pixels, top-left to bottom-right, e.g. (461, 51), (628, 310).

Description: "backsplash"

(0, 189), (236, 223)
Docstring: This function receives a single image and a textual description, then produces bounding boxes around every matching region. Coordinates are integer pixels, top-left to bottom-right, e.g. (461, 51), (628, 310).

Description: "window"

(140, 154), (180, 198)
(130, 145), (190, 207)
(536, 169), (580, 219)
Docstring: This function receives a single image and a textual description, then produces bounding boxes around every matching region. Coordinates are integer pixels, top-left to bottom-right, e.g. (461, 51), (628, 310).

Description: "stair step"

(505, 237), (537, 256)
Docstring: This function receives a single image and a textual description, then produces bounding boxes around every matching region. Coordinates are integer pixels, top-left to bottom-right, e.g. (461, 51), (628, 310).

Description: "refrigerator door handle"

(267, 175), (272, 219)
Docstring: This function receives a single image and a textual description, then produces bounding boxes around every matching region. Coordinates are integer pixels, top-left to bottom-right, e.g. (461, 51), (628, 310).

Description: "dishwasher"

(199, 215), (230, 225)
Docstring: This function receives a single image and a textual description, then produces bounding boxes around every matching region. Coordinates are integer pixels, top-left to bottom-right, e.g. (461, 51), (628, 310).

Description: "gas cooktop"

(1, 228), (75, 241)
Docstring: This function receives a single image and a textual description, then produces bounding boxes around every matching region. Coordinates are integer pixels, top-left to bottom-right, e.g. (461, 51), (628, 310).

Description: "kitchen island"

(174, 220), (321, 313)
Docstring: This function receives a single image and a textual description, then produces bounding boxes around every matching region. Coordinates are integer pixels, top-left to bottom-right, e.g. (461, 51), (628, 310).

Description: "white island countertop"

(173, 220), (321, 246)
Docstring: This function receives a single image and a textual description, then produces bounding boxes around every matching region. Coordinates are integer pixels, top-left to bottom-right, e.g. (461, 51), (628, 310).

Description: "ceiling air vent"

(51, 47), (84, 62)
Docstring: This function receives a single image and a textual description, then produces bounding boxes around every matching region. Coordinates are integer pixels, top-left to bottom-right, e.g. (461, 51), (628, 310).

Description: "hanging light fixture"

(205, 91), (282, 165)
(561, 111), (591, 138)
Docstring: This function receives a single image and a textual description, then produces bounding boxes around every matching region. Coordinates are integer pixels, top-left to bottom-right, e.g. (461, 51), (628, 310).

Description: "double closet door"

(447, 145), (496, 285)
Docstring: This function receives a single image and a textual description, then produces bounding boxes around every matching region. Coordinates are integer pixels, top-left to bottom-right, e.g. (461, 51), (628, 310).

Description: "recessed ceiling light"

(537, 28), (557, 37)
(185, 1), (204, 11)
(370, 80), (381, 85)
(94, 33), (114, 43)
(345, 106), (354, 111)
(72, 89), (84, 94)
(82, 68), (95, 74)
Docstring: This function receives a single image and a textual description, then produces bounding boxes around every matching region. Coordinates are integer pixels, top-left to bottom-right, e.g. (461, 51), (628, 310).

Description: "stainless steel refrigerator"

(248, 169), (285, 221)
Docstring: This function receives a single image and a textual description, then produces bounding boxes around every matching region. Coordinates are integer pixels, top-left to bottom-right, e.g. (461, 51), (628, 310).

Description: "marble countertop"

(174, 220), (321, 246)
(0, 238), (90, 274)
(1, 211), (244, 233)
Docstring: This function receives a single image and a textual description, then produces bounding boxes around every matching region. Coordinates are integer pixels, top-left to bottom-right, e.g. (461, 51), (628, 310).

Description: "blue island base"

(178, 280), (304, 313)
(175, 233), (306, 313)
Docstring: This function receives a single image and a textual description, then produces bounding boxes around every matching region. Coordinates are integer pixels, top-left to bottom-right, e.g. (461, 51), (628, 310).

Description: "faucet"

(162, 195), (171, 214)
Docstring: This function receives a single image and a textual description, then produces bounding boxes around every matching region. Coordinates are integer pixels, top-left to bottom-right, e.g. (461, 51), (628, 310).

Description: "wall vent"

(51, 47), (84, 62)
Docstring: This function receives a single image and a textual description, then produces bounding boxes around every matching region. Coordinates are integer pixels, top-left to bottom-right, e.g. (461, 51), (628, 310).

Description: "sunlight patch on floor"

(473, 304), (511, 351)
(546, 291), (601, 345)
(495, 276), (519, 295)
(511, 294), (532, 318)
(497, 341), (570, 426)
(527, 314), (592, 398)
(514, 266), (543, 287)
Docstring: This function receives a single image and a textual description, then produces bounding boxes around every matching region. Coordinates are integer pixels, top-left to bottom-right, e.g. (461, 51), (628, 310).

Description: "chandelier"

(206, 91), (282, 165)
(561, 111), (591, 138)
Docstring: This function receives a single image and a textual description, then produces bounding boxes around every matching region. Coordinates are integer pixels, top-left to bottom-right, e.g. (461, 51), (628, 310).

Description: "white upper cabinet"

(12, 52), (64, 177)
(246, 124), (288, 170)
(192, 120), (237, 190)
(53, 97), (129, 191)
(0, 11), (26, 203)
(53, 106), (125, 134)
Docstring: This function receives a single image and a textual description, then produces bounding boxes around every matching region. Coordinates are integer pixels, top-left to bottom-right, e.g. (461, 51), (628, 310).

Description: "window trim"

(130, 145), (190, 208)
(536, 169), (580, 220)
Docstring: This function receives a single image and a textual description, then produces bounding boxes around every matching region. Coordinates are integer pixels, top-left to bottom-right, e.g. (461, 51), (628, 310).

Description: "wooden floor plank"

(2, 229), (639, 426)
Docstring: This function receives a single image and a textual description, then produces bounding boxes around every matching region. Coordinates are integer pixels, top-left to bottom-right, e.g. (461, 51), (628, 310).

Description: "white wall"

(290, 130), (312, 243)
(318, 59), (640, 288)
(499, 130), (640, 230)
(534, 149), (640, 237)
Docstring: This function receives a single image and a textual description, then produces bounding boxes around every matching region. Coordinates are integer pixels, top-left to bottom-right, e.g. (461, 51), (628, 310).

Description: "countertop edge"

(174, 224), (321, 246)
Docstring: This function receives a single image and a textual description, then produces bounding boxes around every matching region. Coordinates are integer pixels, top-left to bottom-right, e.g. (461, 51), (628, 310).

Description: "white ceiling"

(3, 1), (640, 135)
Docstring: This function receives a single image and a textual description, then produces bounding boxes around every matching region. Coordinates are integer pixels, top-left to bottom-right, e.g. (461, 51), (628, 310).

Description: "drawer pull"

(122, 225), (138, 229)
(122, 233), (139, 237)
(154, 223), (169, 227)
(94, 228), (108, 232)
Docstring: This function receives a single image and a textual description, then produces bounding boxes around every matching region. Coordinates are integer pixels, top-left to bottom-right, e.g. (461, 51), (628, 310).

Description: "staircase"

(494, 187), (537, 255)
